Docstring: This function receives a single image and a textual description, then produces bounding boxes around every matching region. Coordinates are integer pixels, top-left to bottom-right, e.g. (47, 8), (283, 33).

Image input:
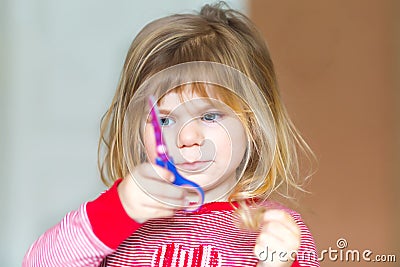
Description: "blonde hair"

(98, 2), (316, 228)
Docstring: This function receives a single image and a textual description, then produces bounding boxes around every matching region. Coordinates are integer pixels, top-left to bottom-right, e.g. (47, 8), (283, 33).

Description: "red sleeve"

(86, 178), (142, 249)
(291, 259), (301, 267)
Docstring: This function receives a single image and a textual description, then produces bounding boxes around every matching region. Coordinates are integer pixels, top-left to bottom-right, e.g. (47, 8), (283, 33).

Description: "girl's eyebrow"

(157, 108), (172, 115)
(157, 102), (222, 116)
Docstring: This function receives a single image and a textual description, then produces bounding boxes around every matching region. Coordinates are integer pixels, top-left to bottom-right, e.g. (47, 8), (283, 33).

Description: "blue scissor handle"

(155, 157), (205, 211)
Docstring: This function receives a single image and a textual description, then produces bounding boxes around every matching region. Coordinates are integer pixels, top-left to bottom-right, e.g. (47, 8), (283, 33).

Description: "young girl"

(23, 2), (319, 267)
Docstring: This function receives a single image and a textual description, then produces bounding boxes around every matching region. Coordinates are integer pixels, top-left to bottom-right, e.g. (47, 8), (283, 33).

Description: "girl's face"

(143, 89), (247, 201)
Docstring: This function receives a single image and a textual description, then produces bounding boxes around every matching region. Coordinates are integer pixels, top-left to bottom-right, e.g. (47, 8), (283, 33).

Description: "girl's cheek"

(143, 124), (157, 163)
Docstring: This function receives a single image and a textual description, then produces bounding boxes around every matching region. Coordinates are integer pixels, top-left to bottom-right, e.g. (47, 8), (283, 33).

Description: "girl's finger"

(259, 221), (299, 244)
(136, 163), (175, 183)
(134, 204), (176, 220)
(139, 187), (188, 210)
(132, 173), (186, 200)
(262, 210), (300, 237)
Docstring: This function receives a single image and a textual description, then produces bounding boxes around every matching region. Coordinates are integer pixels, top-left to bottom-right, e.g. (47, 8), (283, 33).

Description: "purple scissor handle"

(148, 95), (204, 211)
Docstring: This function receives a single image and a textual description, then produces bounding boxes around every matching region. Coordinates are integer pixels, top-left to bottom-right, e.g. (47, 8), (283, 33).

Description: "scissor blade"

(148, 95), (169, 161)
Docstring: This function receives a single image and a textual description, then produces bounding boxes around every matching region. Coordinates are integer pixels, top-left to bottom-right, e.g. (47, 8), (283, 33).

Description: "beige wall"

(250, 0), (399, 266)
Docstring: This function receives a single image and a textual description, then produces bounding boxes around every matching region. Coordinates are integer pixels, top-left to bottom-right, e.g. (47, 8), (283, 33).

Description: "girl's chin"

(183, 173), (237, 192)
(181, 173), (216, 188)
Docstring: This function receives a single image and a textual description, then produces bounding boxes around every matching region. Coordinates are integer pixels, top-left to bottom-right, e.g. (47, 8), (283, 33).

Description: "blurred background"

(251, 1), (399, 266)
(0, 0), (398, 266)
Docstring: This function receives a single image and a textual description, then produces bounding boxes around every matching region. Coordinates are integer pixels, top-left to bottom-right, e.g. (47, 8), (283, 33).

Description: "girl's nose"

(177, 118), (204, 148)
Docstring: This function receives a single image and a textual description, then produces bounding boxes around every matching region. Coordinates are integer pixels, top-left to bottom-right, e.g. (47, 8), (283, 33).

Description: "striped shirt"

(23, 179), (319, 267)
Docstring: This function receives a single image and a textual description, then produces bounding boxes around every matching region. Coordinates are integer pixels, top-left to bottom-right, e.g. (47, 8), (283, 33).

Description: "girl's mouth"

(175, 160), (213, 172)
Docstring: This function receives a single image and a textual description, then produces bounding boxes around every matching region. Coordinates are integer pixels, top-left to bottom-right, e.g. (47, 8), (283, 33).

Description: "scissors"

(148, 95), (205, 211)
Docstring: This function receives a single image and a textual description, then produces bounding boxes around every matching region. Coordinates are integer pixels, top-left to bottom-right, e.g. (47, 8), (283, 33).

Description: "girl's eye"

(201, 112), (222, 122)
(159, 117), (175, 126)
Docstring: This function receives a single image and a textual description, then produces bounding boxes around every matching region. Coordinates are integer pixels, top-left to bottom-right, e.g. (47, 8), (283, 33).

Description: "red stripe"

(194, 244), (204, 267)
(176, 244), (182, 266)
(154, 246), (162, 266)
(163, 243), (174, 267)
(210, 247), (219, 267)
(183, 250), (189, 267)
(192, 245), (199, 267)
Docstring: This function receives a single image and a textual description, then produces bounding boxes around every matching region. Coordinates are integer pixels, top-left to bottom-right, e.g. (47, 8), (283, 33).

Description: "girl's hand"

(117, 163), (187, 223)
(254, 209), (301, 267)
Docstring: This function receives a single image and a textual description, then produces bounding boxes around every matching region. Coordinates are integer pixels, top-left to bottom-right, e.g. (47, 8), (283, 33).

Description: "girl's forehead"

(160, 90), (209, 105)
(158, 91), (225, 113)
(155, 83), (246, 115)
(159, 84), (220, 107)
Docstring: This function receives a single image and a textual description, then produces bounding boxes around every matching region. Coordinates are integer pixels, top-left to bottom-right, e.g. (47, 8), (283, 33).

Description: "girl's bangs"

(159, 82), (250, 116)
